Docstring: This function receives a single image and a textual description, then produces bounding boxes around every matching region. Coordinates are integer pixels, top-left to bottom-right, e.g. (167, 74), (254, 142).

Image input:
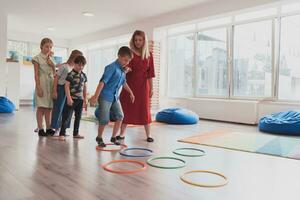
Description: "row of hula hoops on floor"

(96, 144), (228, 188)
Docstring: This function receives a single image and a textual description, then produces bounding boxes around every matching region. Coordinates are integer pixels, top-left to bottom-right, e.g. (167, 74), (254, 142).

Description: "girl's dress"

(32, 53), (55, 108)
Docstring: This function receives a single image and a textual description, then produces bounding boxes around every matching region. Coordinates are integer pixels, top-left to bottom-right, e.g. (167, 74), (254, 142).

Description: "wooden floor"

(1, 106), (300, 200)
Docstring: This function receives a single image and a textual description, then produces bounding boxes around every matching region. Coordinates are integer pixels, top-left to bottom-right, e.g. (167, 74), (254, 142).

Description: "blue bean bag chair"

(259, 111), (300, 136)
(156, 108), (199, 125)
(0, 97), (15, 113)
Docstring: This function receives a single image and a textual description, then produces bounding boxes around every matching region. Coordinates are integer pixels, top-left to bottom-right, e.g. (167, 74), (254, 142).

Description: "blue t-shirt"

(99, 60), (126, 102)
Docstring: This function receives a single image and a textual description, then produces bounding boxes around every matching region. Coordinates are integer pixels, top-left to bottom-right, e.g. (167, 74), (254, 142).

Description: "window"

(167, 33), (194, 97)
(28, 43), (40, 57)
(88, 49), (102, 93)
(163, 2), (300, 102)
(233, 20), (273, 98)
(278, 15), (300, 100)
(7, 40), (68, 63)
(53, 47), (68, 61)
(101, 47), (117, 67)
(7, 40), (27, 60)
(196, 28), (228, 97)
(87, 47), (118, 93)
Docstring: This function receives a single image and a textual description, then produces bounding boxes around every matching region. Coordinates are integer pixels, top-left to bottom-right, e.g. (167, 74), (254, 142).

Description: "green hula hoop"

(173, 148), (206, 157)
(147, 156), (186, 169)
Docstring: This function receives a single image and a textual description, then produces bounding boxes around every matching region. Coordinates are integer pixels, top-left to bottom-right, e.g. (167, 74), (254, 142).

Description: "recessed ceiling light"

(82, 12), (94, 17)
(47, 27), (55, 31)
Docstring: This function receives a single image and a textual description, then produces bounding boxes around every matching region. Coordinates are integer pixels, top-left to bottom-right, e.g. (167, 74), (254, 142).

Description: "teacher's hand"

(150, 89), (153, 98)
(130, 93), (135, 103)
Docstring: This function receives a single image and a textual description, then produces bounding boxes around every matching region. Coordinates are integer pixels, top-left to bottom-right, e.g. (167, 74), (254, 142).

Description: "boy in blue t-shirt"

(90, 46), (135, 147)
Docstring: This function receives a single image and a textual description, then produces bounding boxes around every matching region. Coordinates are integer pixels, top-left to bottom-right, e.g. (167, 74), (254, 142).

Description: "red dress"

(120, 52), (155, 125)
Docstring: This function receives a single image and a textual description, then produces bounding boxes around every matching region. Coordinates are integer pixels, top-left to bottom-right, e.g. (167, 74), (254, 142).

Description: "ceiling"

(2, 0), (213, 39)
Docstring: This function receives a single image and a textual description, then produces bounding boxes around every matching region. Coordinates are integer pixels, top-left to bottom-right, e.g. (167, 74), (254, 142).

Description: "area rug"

(178, 130), (300, 160)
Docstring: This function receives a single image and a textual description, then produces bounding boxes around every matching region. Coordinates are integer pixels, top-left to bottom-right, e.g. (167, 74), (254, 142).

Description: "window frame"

(165, 2), (300, 103)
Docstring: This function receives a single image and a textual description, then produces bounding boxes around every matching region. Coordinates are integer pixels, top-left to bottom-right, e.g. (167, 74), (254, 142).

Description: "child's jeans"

(50, 85), (67, 129)
(97, 98), (124, 125)
(59, 99), (83, 136)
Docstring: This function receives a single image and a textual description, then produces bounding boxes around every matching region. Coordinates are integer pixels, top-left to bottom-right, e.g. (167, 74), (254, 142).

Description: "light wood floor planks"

(1, 106), (300, 200)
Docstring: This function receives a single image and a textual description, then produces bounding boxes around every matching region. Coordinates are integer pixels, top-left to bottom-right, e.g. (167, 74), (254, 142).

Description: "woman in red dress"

(118, 30), (155, 142)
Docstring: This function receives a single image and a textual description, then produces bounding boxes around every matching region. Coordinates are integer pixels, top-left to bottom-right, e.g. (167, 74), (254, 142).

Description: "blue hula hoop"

(119, 147), (154, 157)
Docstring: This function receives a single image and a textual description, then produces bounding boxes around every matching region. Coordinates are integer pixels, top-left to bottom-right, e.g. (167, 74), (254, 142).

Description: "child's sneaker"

(110, 137), (121, 146)
(46, 129), (55, 136)
(116, 135), (125, 141)
(96, 137), (106, 147)
(38, 129), (48, 137)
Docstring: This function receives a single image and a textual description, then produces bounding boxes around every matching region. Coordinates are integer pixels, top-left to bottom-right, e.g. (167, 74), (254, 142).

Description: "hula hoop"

(173, 148), (205, 157)
(119, 147), (153, 157)
(102, 159), (147, 174)
(180, 170), (228, 188)
(96, 143), (128, 152)
(147, 156), (186, 169)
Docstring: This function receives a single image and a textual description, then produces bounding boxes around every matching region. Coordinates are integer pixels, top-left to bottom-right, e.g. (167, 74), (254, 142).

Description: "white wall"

(0, 11), (7, 96)
(160, 97), (300, 125)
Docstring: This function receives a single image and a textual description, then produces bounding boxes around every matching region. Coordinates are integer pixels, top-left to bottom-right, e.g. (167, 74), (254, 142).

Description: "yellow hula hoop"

(180, 170), (228, 188)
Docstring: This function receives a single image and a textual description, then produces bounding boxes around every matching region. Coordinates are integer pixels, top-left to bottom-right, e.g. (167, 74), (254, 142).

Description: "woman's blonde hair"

(40, 38), (53, 49)
(130, 30), (150, 60)
(67, 50), (83, 64)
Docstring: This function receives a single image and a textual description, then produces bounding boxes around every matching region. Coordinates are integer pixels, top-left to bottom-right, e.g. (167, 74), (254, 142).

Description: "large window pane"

(101, 47), (117, 67)
(53, 46), (68, 62)
(7, 40), (27, 59)
(196, 28), (227, 96)
(87, 47), (117, 93)
(87, 49), (102, 93)
(168, 34), (194, 97)
(28, 43), (40, 57)
(233, 20), (272, 98)
(278, 15), (300, 100)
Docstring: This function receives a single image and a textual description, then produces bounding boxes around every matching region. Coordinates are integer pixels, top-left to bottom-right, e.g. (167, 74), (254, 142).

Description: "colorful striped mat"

(179, 130), (300, 160)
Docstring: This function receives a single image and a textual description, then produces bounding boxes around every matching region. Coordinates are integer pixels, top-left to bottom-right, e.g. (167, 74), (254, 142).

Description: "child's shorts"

(97, 98), (124, 125)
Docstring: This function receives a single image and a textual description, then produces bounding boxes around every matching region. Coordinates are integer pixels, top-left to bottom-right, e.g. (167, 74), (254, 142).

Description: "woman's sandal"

(73, 135), (85, 139)
(116, 135), (125, 140)
(147, 137), (154, 143)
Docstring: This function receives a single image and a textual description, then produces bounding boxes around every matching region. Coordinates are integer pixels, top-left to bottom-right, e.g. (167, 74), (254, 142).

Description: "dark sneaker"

(110, 137), (121, 145)
(147, 137), (154, 143)
(116, 135), (125, 140)
(38, 129), (48, 137)
(96, 137), (106, 147)
(46, 129), (55, 136)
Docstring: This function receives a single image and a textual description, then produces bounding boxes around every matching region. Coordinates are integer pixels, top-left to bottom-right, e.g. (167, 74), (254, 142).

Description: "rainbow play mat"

(179, 130), (300, 160)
